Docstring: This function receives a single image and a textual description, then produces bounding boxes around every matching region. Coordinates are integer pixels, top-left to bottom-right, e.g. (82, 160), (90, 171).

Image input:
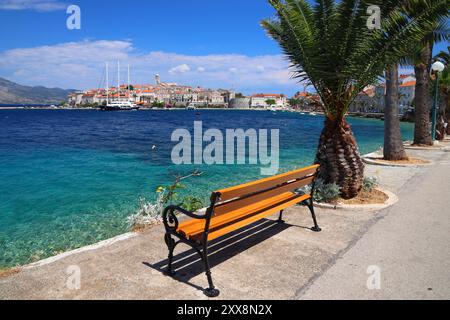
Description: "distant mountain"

(0, 77), (77, 105)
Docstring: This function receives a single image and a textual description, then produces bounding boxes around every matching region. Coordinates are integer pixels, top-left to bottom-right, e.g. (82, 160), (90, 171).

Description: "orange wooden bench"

(162, 164), (321, 297)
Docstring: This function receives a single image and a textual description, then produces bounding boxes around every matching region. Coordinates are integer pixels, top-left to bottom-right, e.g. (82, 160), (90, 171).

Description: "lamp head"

(431, 61), (445, 73)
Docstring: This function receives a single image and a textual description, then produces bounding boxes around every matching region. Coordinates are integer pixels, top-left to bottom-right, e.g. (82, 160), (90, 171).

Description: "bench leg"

(202, 244), (220, 298)
(164, 233), (176, 276)
(306, 199), (321, 232)
(278, 210), (285, 223)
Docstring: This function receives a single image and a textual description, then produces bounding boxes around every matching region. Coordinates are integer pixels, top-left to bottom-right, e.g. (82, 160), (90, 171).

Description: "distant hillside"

(0, 77), (77, 105)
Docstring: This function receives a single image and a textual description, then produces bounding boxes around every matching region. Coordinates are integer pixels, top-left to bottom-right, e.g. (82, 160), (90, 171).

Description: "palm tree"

(262, 0), (449, 198)
(435, 47), (450, 65)
(407, 18), (449, 145)
(384, 64), (408, 160)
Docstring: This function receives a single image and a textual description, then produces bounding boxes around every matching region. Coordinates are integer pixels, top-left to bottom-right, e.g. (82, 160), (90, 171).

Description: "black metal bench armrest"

(163, 205), (208, 233)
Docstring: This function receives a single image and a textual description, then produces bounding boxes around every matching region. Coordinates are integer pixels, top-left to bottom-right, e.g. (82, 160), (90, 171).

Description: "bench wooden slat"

(177, 191), (310, 240)
(215, 164), (319, 202)
(188, 193), (311, 242)
(179, 191), (302, 236)
(213, 176), (314, 216)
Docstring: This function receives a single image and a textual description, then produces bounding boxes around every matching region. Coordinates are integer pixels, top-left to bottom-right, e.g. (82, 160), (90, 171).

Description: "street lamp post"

(431, 61), (445, 141)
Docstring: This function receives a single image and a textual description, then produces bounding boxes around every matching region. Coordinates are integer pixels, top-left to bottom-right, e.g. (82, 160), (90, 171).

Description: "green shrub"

(151, 101), (165, 108)
(363, 177), (379, 192)
(127, 194), (165, 230)
(127, 170), (205, 230)
(180, 196), (205, 213)
(312, 179), (340, 203)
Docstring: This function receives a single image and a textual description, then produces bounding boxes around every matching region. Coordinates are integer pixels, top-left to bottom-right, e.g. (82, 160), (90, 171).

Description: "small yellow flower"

(156, 186), (165, 193)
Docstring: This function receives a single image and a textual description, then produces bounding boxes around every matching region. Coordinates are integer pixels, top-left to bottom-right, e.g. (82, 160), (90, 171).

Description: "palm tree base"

(315, 118), (364, 200)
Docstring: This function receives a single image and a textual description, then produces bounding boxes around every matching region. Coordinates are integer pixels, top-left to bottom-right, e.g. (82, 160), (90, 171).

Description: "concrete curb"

(362, 152), (433, 167)
(363, 153), (434, 168)
(23, 232), (138, 270)
(403, 143), (447, 151)
(314, 188), (399, 212)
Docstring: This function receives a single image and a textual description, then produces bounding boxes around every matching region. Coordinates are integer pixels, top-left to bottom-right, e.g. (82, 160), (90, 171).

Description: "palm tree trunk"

(384, 64), (408, 160)
(413, 41), (433, 145)
(315, 118), (365, 199)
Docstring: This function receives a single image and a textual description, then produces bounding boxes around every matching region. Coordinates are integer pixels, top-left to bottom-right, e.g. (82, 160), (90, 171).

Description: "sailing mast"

(128, 64), (130, 103)
(106, 62), (109, 105)
(117, 61), (120, 103)
(101, 60), (138, 110)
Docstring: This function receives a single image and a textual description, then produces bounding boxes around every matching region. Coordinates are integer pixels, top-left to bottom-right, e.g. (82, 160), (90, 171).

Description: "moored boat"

(101, 61), (139, 111)
(101, 101), (140, 111)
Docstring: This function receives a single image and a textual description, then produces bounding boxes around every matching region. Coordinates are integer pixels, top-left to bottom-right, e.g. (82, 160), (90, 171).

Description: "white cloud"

(169, 64), (191, 75)
(0, 0), (67, 11)
(0, 40), (301, 94)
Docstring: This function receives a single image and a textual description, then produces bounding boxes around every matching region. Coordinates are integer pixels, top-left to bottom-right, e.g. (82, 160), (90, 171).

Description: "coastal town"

(67, 74), (288, 109)
(67, 73), (417, 116)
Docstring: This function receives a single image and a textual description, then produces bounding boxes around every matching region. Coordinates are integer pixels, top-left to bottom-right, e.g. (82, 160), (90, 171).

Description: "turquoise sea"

(0, 109), (414, 268)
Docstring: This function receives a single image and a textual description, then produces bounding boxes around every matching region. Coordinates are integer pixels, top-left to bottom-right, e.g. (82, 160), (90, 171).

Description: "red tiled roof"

(400, 81), (416, 87)
(252, 94), (283, 98)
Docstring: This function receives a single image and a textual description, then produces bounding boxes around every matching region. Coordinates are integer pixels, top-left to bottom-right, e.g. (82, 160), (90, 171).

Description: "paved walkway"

(0, 142), (449, 300)
(299, 143), (450, 299)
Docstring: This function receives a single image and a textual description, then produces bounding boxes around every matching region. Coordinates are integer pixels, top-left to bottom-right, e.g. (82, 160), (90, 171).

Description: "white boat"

(102, 100), (139, 111)
(101, 61), (139, 111)
(186, 103), (197, 110)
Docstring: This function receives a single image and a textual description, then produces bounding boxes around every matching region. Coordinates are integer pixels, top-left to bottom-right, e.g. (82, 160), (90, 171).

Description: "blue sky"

(0, 0), (448, 95)
(0, 0), (280, 55)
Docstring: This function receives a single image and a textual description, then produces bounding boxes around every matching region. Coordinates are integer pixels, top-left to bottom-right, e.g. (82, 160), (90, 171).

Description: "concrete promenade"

(300, 143), (450, 299)
(1, 141), (449, 300)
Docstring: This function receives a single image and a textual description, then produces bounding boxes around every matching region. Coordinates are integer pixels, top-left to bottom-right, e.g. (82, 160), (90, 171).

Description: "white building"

(399, 74), (416, 84)
(68, 92), (84, 106)
(398, 80), (416, 112)
(250, 94), (287, 108)
(349, 74), (416, 114)
(349, 86), (380, 113)
(196, 90), (226, 105)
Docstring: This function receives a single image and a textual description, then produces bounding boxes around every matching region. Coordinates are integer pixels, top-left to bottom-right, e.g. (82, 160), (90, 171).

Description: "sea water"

(0, 109), (413, 267)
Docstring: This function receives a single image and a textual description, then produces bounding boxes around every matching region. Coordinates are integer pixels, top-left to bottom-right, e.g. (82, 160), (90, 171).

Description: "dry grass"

(132, 225), (149, 233)
(409, 144), (441, 149)
(0, 267), (21, 278)
(368, 157), (430, 165)
(330, 189), (388, 205)
(131, 220), (162, 233)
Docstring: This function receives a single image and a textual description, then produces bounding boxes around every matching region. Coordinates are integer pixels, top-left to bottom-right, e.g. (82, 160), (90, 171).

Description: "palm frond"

(262, 0), (450, 118)
(434, 47), (450, 64)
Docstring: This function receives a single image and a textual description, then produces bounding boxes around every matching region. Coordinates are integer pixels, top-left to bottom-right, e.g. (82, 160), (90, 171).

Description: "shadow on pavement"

(144, 218), (307, 293)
